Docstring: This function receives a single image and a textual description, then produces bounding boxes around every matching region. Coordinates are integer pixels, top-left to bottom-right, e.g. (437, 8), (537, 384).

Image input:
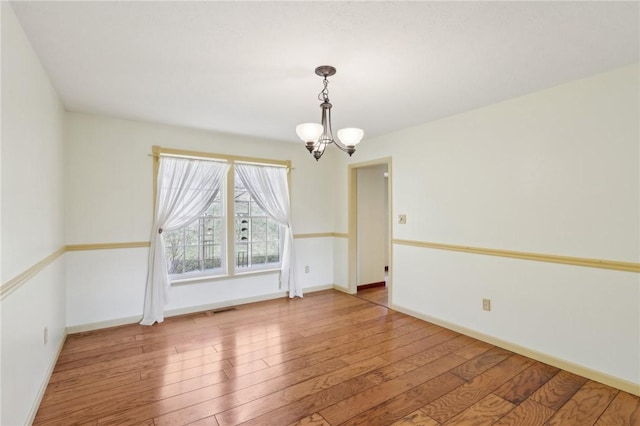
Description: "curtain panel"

(235, 163), (301, 298)
(141, 157), (229, 325)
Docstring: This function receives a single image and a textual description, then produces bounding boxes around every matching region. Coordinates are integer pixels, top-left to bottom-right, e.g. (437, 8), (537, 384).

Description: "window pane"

(236, 243), (249, 267)
(267, 221), (280, 241)
(235, 200), (249, 215)
(164, 229), (184, 274)
(212, 244), (222, 268)
(267, 240), (280, 263)
(250, 200), (265, 216)
(251, 242), (266, 265)
(163, 170), (225, 278)
(235, 218), (250, 242)
(209, 193), (223, 216)
(202, 217), (214, 238)
(184, 221), (199, 246)
(184, 245), (199, 273)
(251, 218), (266, 241)
(213, 218), (223, 241)
(235, 189), (250, 201)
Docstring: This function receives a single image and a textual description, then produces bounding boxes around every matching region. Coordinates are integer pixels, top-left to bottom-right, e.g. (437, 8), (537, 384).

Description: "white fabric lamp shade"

(337, 128), (364, 147)
(296, 123), (323, 142)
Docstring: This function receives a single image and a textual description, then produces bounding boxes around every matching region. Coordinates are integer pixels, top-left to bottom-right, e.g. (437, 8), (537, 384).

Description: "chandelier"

(296, 66), (364, 161)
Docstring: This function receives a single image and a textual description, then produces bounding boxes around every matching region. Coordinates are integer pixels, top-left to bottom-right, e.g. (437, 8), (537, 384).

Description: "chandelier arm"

(332, 137), (349, 152)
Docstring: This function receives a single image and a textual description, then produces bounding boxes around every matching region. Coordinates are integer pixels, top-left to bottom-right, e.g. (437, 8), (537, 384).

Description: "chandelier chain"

(317, 77), (330, 102)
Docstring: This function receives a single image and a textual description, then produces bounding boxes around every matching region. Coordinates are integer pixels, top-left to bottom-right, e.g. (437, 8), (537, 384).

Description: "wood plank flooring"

(35, 290), (640, 425)
(356, 286), (388, 307)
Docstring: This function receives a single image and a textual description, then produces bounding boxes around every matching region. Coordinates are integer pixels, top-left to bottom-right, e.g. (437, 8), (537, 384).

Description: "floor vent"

(210, 306), (237, 314)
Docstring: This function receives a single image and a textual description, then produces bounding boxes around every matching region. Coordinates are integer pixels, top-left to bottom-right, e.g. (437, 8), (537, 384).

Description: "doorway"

(348, 158), (392, 307)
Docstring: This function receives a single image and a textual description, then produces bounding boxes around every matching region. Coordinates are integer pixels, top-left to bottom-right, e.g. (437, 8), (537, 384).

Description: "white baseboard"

(303, 284), (334, 293)
(332, 284), (354, 294)
(390, 303), (640, 397)
(27, 330), (68, 425)
(163, 291), (288, 317)
(66, 315), (144, 334)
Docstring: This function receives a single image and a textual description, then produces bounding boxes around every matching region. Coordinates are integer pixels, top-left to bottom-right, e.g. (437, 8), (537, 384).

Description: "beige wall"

(1, 3), (67, 424)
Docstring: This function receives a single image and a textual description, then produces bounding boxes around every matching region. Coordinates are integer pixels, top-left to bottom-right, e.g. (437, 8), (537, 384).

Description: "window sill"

(170, 267), (281, 286)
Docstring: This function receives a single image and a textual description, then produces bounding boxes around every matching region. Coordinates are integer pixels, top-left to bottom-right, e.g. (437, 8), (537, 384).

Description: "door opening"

(348, 158), (392, 307)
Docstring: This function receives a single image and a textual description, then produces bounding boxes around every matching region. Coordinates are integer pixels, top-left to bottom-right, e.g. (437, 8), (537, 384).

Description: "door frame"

(348, 157), (392, 302)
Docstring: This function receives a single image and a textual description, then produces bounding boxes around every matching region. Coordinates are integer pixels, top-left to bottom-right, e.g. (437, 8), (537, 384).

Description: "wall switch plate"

(398, 214), (407, 224)
(44, 326), (48, 344)
(304, 265), (310, 273)
(482, 299), (491, 311)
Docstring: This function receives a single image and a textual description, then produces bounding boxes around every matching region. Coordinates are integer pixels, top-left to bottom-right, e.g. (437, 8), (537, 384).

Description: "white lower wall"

(333, 237), (349, 290)
(166, 272), (281, 312)
(294, 237), (334, 288)
(66, 237), (336, 328)
(393, 244), (640, 385)
(1, 261), (67, 425)
(66, 249), (148, 327)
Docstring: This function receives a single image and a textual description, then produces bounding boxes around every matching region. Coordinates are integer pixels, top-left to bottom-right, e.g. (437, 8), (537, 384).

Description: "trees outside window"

(164, 193), (224, 275)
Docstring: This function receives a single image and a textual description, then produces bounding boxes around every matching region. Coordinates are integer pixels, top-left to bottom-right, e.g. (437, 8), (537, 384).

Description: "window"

(160, 155), (288, 281)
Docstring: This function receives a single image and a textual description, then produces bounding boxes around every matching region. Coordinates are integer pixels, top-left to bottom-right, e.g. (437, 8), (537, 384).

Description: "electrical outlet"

(398, 214), (407, 224)
(44, 326), (48, 344)
(304, 265), (310, 273)
(482, 299), (491, 311)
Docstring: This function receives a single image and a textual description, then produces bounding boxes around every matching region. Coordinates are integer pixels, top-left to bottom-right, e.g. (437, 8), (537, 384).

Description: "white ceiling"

(10, 1), (639, 143)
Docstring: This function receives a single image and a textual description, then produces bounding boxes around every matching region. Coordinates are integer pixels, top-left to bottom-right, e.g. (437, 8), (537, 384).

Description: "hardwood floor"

(356, 285), (388, 307)
(35, 290), (639, 425)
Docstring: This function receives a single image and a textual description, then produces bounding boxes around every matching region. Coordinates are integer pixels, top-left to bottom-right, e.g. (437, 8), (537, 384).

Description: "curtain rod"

(155, 152), (228, 163)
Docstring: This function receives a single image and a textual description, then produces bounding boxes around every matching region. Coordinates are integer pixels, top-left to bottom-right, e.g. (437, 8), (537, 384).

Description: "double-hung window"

(159, 150), (288, 281)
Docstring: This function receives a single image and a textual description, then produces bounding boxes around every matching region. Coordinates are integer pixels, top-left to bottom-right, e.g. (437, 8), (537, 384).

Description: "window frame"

(152, 146), (291, 283)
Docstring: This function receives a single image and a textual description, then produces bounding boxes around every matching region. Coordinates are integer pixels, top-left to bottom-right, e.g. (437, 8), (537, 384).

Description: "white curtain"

(141, 157), (229, 325)
(235, 163), (301, 298)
